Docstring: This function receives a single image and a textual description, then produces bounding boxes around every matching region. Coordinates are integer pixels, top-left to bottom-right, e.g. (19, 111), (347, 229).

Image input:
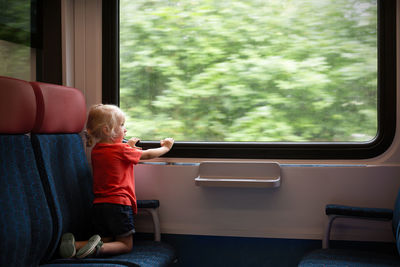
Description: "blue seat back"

(393, 189), (400, 229)
(30, 82), (94, 243)
(31, 134), (94, 241)
(0, 76), (54, 266)
(392, 190), (400, 254)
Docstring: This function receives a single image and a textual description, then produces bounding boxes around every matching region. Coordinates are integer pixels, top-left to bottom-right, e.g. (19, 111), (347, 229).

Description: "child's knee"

(123, 244), (133, 253)
(126, 238), (133, 251)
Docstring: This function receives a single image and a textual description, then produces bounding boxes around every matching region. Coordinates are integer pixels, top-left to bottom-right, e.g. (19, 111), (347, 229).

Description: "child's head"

(86, 104), (126, 146)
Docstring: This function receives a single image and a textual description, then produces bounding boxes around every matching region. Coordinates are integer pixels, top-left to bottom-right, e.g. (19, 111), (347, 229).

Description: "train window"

(103, 0), (396, 159)
(0, 0), (61, 84)
(0, 0), (33, 80)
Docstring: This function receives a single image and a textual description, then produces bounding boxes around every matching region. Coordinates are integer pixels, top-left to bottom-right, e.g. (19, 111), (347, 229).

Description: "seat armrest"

(323, 204), (393, 249)
(137, 200), (161, 241)
(326, 204), (393, 220)
(137, 199), (160, 209)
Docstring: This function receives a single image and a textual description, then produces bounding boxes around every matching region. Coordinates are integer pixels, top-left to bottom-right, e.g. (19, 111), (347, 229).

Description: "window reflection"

(0, 0), (34, 80)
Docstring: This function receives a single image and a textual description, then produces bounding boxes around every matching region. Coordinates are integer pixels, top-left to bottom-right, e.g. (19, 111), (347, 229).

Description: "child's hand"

(160, 138), (174, 150)
(128, 137), (142, 149)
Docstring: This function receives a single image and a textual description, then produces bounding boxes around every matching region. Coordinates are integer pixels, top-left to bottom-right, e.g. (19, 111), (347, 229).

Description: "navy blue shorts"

(92, 203), (135, 238)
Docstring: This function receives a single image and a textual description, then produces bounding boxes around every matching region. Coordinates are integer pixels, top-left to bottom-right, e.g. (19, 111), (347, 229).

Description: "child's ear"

(102, 126), (111, 136)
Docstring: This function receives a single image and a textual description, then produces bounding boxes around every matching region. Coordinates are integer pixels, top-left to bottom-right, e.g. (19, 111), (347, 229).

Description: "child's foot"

(76, 235), (103, 259)
(59, 233), (76, 258)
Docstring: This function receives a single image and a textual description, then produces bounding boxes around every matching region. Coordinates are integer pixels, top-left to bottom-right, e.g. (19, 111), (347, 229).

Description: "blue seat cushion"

(40, 261), (138, 267)
(48, 241), (175, 267)
(41, 262), (138, 267)
(299, 249), (400, 267)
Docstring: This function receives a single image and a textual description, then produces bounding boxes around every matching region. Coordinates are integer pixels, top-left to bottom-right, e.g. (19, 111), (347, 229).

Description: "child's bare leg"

(98, 235), (133, 255)
(101, 237), (114, 243)
(75, 241), (87, 251)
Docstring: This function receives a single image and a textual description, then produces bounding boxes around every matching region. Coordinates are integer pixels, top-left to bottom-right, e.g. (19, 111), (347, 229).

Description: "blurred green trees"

(120, 0), (377, 142)
(0, 0), (31, 80)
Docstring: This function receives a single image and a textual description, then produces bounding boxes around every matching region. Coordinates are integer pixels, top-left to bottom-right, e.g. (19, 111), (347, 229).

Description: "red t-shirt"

(91, 143), (143, 214)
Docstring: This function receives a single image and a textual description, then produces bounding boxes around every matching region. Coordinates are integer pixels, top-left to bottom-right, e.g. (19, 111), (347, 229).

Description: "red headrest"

(31, 82), (86, 133)
(0, 76), (37, 133)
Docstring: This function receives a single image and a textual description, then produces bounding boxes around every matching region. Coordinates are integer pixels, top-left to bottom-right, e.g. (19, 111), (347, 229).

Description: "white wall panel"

(135, 164), (400, 242)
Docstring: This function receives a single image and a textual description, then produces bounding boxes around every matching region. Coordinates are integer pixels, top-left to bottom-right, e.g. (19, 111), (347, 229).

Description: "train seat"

(29, 81), (176, 266)
(0, 76), (54, 266)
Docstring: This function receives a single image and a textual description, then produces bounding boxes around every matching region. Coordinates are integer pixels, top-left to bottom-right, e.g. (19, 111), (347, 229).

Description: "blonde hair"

(85, 104), (125, 146)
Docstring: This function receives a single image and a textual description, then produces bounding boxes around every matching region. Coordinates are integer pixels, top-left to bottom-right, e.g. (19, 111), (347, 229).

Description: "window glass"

(120, 0), (378, 143)
(0, 0), (33, 80)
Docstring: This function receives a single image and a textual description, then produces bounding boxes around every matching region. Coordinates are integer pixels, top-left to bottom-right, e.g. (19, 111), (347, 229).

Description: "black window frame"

(103, 0), (397, 159)
(35, 0), (62, 84)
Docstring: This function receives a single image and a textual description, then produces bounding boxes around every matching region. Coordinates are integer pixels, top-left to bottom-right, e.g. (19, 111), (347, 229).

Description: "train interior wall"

(63, 0), (400, 266)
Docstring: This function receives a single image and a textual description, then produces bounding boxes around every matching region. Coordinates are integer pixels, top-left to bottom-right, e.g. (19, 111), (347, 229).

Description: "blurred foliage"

(0, 0), (31, 80)
(120, 0), (377, 142)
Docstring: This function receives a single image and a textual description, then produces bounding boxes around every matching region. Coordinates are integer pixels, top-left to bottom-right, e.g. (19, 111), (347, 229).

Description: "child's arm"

(138, 138), (174, 160)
